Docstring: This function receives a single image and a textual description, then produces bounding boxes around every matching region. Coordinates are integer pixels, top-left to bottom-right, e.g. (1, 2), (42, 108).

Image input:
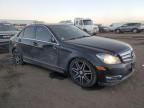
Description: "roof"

(28, 23), (73, 27)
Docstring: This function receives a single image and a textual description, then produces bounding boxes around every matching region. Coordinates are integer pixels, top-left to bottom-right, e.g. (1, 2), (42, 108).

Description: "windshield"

(83, 20), (93, 25)
(49, 25), (91, 41)
(0, 23), (17, 31)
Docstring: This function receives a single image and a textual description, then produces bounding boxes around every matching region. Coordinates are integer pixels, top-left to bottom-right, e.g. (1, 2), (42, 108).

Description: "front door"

(32, 25), (58, 67)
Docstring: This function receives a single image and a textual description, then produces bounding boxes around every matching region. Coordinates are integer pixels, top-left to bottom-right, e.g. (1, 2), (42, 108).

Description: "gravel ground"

(0, 33), (144, 108)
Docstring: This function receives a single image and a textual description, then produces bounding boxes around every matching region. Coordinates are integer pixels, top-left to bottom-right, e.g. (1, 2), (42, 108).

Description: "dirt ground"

(0, 33), (144, 108)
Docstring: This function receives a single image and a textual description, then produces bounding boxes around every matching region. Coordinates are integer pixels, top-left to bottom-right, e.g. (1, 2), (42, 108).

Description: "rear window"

(127, 23), (140, 26)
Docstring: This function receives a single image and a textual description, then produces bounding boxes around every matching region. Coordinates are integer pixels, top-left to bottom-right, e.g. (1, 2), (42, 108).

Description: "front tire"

(69, 58), (97, 88)
(12, 48), (24, 65)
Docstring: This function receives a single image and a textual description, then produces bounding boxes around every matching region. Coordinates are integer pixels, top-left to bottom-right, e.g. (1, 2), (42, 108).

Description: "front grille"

(119, 50), (134, 63)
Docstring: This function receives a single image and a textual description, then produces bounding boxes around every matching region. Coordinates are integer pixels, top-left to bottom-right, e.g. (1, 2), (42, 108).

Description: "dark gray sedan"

(9, 24), (136, 87)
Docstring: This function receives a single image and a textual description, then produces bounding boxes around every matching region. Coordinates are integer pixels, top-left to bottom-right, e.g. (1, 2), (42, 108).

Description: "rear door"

(20, 26), (36, 59)
(120, 24), (129, 32)
(32, 25), (58, 67)
(124, 23), (132, 31)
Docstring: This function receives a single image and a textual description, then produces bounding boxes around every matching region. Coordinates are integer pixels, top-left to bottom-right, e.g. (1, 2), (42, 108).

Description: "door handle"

(33, 42), (38, 46)
(42, 44), (57, 49)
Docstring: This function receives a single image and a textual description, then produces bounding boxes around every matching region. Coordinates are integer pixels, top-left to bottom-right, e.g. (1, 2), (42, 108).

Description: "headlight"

(96, 53), (121, 64)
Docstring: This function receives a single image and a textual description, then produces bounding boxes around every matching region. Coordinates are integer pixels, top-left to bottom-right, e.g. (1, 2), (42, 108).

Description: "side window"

(126, 23), (130, 26)
(79, 20), (83, 25)
(75, 21), (79, 25)
(23, 26), (35, 39)
(126, 23), (132, 26)
(36, 26), (53, 42)
(123, 24), (128, 27)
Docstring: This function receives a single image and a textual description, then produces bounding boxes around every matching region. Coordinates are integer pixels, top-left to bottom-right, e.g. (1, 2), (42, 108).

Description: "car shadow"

(0, 47), (9, 54)
(9, 58), (107, 89)
(24, 63), (67, 80)
(82, 84), (105, 91)
(49, 71), (67, 80)
(11, 61), (106, 89)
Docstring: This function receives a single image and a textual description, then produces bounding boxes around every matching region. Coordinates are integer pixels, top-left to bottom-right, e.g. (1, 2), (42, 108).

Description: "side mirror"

(51, 37), (56, 43)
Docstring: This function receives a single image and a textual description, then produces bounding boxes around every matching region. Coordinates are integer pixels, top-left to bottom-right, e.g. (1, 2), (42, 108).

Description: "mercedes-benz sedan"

(9, 24), (136, 87)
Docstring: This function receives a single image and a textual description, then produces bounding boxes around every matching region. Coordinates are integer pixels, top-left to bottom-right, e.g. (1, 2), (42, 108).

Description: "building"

(0, 19), (44, 30)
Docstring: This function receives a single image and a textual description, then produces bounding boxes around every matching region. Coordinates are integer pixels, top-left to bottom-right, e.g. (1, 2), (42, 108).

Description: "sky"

(0, 0), (144, 25)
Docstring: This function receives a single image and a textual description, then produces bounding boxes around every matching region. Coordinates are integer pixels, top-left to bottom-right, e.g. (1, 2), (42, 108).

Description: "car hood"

(66, 36), (131, 54)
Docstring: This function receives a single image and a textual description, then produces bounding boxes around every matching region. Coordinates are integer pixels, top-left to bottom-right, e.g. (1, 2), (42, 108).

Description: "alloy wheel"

(116, 29), (120, 33)
(69, 59), (96, 87)
(13, 49), (23, 65)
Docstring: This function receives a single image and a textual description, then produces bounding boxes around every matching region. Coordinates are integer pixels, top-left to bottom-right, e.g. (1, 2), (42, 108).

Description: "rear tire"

(12, 48), (24, 65)
(132, 29), (138, 33)
(115, 29), (121, 33)
(69, 58), (97, 88)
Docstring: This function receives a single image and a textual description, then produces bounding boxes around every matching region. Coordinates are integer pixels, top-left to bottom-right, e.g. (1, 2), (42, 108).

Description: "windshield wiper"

(81, 35), (90, 37)
(68, 37), (78, 40)
(75, 35), (91, 39)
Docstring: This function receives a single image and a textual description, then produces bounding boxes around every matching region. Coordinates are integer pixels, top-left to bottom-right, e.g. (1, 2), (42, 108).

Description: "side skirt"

(23, 57), (65, 74)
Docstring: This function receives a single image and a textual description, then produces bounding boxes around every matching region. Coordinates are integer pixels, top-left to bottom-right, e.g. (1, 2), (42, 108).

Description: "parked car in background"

(14, 24), (27, 31)
(0, 23), (18, 49)
(140, 24), (144, 31)
(74, 18), (99, 35)
(10, 24), (136, 87)
(115, 23), (143, 33)
(59, 20), (73, 25)
(98, 25), (110, 33)
(109, 23), (125, 32)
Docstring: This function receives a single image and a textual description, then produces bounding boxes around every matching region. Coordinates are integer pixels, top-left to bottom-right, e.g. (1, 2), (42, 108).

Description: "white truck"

(74, 18), (99, 35)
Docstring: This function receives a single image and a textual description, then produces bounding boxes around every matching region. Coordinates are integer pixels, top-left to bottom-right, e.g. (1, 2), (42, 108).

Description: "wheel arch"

(132, 28), (139, 32)
(12, 47), (16, 53)
(65, 56), (96, 75)
(115, 29), (120, 32)
(10, 46), (16, 55)
(83, 29), (88, 32)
